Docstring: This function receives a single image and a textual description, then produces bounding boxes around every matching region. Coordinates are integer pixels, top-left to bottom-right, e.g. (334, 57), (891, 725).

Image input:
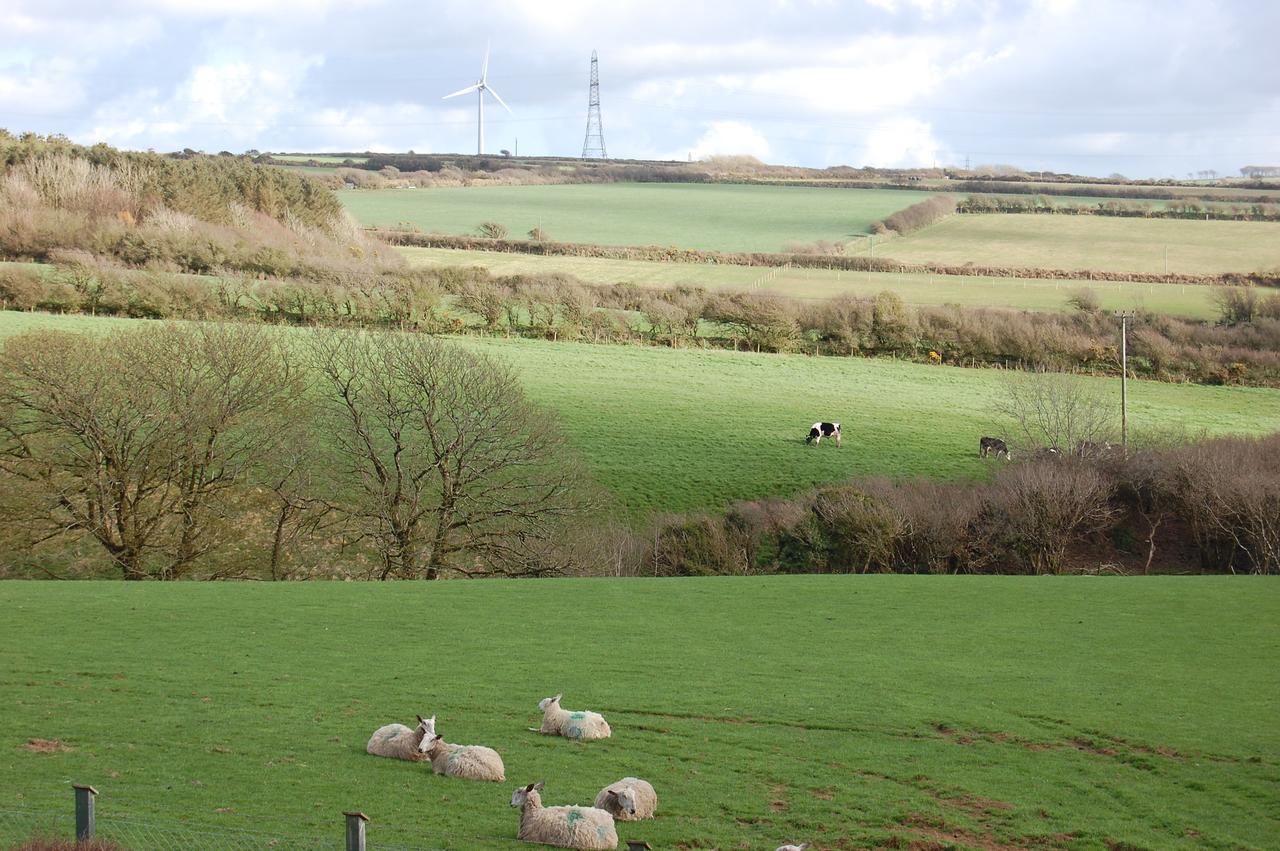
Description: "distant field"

(875, 214), (1280, 275)
(2, 579), (1276, 850)
(272, 154), (366, 164)
(339, 183), (932, 253)
(398, 246), (1221, 319)
(3, 312), (1277, 514)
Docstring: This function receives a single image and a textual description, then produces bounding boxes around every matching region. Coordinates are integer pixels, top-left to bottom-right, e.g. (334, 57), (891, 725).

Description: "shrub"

(477, 221), (508, 239)
(975, 461), (1117, 574)
(875, 194), (956, 235)
(1066, 286), (1101, 313)
(1212, 286), (1260, 325)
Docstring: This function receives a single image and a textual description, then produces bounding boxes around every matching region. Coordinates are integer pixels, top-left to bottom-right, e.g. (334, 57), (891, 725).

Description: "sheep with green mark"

(420, 729), (505, 782)
(594, 777), (656, 821)
(365, 714), (434, 761)
(511, 781), (618, 849)
(532, 694), (611, 741)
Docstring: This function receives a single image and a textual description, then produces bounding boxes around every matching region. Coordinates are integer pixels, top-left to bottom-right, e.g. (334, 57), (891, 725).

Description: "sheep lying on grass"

(532, 694), (612, 741)
(421, 731), (506, 782)
(366, 714), (435, 761)
(511, 781), (618, 850)
(775, 843), (810, 851)
(594, 777), (657, 821)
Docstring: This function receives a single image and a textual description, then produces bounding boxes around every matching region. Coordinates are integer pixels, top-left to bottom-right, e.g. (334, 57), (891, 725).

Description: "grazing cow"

(979, 436), (1010, 460)
(805, 422), (841, 447)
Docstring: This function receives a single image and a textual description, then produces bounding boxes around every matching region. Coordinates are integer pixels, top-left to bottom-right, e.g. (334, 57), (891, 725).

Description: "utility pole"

(581, 50), (607, 158)
(1114, 311), (1135, 453)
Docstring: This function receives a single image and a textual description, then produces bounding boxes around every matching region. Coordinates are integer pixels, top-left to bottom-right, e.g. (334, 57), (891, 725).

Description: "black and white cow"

(806, 422), (841, 447)
(979, 436), (1010, 460)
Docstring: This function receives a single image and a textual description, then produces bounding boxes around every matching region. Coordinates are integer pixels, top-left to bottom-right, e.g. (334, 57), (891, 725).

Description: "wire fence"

(0, 804), (449, 851)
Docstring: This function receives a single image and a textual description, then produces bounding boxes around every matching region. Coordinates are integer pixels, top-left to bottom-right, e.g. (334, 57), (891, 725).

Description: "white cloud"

(687, 120), (772, 159)
(859, 117), (942, 167)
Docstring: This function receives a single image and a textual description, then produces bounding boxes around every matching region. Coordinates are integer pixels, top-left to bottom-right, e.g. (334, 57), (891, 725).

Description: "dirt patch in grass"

(932, 722), (1208, 766)
(769, 784), (790, 813)
(22, 738), (72, 753)
(897, 813), (1074, 850)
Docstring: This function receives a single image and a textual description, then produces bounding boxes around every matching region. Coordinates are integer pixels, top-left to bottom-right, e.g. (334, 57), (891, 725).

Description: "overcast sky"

(2, 0), (1277, 177)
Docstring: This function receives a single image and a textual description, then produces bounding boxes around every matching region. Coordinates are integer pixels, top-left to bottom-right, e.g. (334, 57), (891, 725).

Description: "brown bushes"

(633, 434), (1280, 577)
(374, 230), (1280, 288)
(873, 194), (957, 235)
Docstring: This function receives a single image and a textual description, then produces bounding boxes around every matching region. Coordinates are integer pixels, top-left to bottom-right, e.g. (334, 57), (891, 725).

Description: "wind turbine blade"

(442, 84), (480, 99)
(481, 41), (490, 83)
(486, 86), (512, 113)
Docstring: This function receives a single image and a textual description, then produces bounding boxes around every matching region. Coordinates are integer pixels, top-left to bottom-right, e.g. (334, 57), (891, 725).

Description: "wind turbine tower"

(581, 50), (607, 159)
(443, 43), (511, 155)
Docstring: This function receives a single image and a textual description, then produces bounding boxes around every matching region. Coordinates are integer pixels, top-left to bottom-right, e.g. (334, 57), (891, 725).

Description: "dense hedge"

(0, 131), (342, 228)
(635, 433), (1280, 576)
(373, 230), (1280, 288)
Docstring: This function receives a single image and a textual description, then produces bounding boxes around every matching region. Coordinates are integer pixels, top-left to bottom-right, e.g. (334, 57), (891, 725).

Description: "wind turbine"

(442, 43), (511, 155)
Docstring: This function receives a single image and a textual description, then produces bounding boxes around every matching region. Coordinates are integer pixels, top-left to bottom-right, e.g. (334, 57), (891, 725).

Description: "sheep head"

(538, 694), (562, 712)
(609, 788), (638, 817)
(511, 781), (545, 808)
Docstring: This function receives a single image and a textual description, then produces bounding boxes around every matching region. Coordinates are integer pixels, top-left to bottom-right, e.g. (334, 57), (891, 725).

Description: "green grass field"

(339, 184), (932, 253)
(3, 312), (1277, 515)
(876, 215), (1280, 275)
(1, 579), (1276, 849)
(398, 246), (1222, 320)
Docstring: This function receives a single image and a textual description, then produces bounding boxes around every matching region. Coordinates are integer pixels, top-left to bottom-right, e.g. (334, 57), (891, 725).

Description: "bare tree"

(977, 462), (1117, 575)
(0, 324), (299, 579)
(306, 329), (591, 579)
(997, 371), (1118, 455)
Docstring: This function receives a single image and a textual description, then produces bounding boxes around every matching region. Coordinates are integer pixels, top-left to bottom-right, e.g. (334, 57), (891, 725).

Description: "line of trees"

(3, 259), (1279, 387)
(958, 194), (1280, 221)
(377, 230), (1280, 288)
(871, 194), (957, 235)
(0, 324), (595, 580)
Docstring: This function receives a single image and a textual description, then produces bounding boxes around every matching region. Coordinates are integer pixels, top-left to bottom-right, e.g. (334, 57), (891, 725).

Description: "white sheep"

(532, 694), (611, 741)
(593, 777), (657, 821)
(366, 714), (434, 761)
(511, 781), (618, 850)
(421, 732), (506, 782)
(776, 844), (810, 851)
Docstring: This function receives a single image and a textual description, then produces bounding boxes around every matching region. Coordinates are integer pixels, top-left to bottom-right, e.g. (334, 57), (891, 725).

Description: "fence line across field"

(0, 784), (523, 850)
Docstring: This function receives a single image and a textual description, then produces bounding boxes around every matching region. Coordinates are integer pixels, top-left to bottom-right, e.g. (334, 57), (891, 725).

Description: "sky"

(1, 0), (1277, 178)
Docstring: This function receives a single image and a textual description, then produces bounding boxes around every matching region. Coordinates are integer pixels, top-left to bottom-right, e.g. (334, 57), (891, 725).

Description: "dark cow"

(806, 422), (841, 447)
(979, 436), (1010, 460)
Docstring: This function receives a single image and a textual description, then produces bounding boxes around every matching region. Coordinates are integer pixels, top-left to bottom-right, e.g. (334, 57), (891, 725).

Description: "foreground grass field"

(339, 184), (931, 253)
(1, 579), (1276, 849)
(3, 311), (1278, 514)
(398, 246), (1221, 320)
(875, 215), (1280, 275)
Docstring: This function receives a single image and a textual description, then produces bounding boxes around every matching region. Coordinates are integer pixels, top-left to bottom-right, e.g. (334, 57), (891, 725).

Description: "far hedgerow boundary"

(371, 228), (1280, 289)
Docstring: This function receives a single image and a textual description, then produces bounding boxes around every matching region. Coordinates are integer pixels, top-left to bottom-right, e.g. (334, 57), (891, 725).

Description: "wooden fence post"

(345, 811), (369, 851)
(73, 785), (97, 841)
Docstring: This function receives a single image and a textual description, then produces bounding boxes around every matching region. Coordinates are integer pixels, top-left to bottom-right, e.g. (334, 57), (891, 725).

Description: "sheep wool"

(538, 694), (612, 741)
(366, 715), (433, 761)
(366, 724), (426, 761)
(423, 735), (506, 782)
(594, 778), (657, 821)
(776, 844), (810, 851)
(512, 783), (618, 850)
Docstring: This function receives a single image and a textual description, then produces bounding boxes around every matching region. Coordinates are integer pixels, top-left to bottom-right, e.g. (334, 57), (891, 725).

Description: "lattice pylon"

(581, 50), (608, 159)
